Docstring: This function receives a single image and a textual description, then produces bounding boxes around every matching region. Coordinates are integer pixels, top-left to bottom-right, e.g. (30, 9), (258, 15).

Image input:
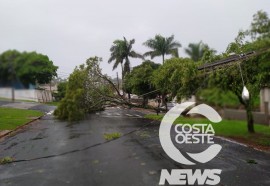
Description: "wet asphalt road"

(0, 106), (270, 186)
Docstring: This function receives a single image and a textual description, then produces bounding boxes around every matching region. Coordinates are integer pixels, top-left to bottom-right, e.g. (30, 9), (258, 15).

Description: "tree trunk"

(161, 93), (168, 111)
(121, 63), (125, 98)
(121, 63), (124, 83)
(237, 95), (255, 133)
(156, 95), (161, 115)
(161, 93), (166, 106)
(162, 54), (165, 64)
(11, 87), (15, 102)
(142, 96), (148, 108)
(128, 93), (131, 102)
(245, 102), (255, 133)
(116, 72), (120, 90)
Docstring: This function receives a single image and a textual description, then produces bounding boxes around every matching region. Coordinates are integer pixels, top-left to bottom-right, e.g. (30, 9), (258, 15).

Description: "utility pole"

(8, 61), (15, 102)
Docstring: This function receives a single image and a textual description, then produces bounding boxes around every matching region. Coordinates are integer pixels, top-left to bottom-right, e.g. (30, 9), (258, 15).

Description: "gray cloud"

(0, 0), (269, 78)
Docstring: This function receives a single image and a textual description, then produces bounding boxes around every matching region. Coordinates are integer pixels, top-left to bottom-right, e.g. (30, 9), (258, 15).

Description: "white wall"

(260, 88), (270, 112)
(0, 88), (53, 102)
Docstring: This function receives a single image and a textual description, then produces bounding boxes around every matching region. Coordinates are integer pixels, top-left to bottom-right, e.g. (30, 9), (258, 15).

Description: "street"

(0, 106), (270, 186)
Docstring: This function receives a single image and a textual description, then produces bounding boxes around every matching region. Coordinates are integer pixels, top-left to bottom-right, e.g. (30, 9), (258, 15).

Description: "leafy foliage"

(185, 41), (216, 62)
(108, 37), (143, 79)
(0, 50), (58, 87)
(0, 50), (21, 85)
(124, 61), (160, 106)
(143, 35), (181, 64)
(54, 57), (114, 121)
(208, 10), (270, 133)
(249, 10), (270, 39)
(16, 52), (58, 86)
(197, 88), (241, 108)
(152, 58), (198, 100)
(53, 81), (68, 101)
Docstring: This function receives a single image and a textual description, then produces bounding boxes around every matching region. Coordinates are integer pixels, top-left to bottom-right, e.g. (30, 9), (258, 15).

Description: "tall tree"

(208, 10), (270, 133)
(0, 50), (21, 86)
(108, 37), (143, 81)
(143, 35), (181, 64)
(249, 10), (270, 39)
(0, 50), (58, 88)
(152, 57), (198, 102)
(124, 60), (160, 107)
(16, 52), (58, 87)
(185, 41), (211, 62)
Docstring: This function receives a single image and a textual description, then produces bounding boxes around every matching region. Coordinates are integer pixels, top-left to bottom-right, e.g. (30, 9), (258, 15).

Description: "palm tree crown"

(184, 41), (210, 62)
(108, 37), (143, 79)
(143, 35), (181, 64)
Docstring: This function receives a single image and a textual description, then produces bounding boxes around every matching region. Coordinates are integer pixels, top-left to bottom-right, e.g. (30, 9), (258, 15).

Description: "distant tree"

(143, 35), (181, 64)
(185, 41), (212, 62)
(0, 50), (21, 86)
(200, 45), (218, 63)
(152, 58), (198, 109)
(108, 37), (143, 81)
(0, 50), (58, 88)
(249, 10), (270, 39)
(124, 60), (160, 107)
(53, 81), (68, 101)
(16, 52), (58, 87)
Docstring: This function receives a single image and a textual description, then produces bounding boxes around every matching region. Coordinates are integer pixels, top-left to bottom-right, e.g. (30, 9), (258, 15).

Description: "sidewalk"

(0, 100), (40, 110)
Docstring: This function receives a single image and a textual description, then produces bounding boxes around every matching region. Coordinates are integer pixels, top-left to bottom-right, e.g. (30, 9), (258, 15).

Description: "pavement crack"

(1, 120), (158, 165)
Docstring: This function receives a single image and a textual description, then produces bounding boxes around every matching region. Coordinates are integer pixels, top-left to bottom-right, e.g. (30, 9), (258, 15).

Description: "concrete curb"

(0, 114), (44, 140)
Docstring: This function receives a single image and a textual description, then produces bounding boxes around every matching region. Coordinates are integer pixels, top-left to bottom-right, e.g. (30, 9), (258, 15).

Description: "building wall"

(260, 88), (270, 112)
(223, 109), (269, 125)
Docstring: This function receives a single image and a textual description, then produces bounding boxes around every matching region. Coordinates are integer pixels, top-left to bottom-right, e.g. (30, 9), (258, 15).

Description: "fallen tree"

(54, 56), (155, 121)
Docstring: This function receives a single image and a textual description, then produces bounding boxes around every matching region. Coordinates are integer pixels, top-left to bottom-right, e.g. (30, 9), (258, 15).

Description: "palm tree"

(108, 37), (143, 95)
(108, 39), (125, 78)
(184, 41), (209, 62)
(143, 35), (181, 64)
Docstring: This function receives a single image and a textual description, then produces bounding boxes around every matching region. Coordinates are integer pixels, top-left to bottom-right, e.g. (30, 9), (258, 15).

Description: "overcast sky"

(0, 0), (270, 78)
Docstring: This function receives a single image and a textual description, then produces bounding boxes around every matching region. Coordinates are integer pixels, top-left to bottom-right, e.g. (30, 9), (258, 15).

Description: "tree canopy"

(55, 57), (114, 121)
(152, 58), (198, 101)
(124, 60), (160, 106)
(143, 35), (181, 64)
(207, 10), (270, 133)
(0, 50), (58, 88)
(108, 37), (143, 80)
(185, 41), (215, 62)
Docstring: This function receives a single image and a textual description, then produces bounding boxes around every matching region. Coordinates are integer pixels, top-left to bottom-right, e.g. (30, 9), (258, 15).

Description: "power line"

(198, 47), (270, 71)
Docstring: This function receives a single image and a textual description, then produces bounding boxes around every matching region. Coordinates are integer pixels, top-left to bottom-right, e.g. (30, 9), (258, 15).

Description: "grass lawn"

(197, 88), (260, 109)
(145, 114), (270, 148)
(0, 107), (43, 130)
